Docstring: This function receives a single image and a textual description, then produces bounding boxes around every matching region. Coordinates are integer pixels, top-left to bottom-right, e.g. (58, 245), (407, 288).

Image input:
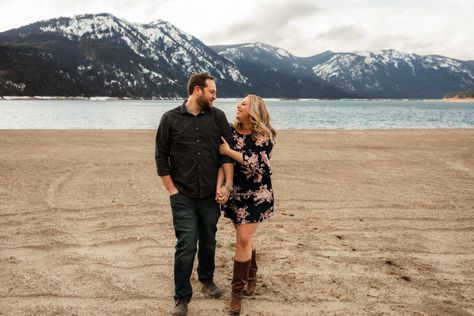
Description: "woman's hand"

(215, 186), (230, 205)
(219, 137), (231, 155)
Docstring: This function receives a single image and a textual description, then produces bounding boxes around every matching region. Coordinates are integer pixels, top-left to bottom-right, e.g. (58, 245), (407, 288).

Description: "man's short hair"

(187, 73), (215, 96)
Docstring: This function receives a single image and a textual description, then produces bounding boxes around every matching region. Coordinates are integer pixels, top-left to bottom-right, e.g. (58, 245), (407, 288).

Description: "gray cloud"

(49, 0), (171, 12)
(206, 0), (321, 45)
(1, 0), (473, 60)
(53, 0), (169, 21)
(402, 40), (437, 51)
(0, 0), (172, 31)
(316, 25), (366, 42)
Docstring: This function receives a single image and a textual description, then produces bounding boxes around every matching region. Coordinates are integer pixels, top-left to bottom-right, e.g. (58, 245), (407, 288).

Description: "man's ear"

(193, 86), (202, 95)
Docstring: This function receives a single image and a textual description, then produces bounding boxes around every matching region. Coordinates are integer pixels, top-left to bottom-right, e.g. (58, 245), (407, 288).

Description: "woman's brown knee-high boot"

(229, 259), (251, 315)
(243, 250), (258, 296)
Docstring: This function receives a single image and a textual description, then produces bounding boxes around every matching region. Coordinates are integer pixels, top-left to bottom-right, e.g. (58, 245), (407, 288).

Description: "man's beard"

(197, 96), (212, 110)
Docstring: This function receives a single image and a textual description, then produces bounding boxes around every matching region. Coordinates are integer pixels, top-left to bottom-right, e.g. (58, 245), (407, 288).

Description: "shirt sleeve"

(155, 113), (171, 176)
(242, 137), (274, 177)
(215, 110), (234, 165)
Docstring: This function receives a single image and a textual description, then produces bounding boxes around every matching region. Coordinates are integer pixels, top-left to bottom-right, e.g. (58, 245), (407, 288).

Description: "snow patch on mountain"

(39, 13), (127, 40)
(314, 50), (474, 82)
(36, 13), (248, 84)
(311, 49), (474, 97)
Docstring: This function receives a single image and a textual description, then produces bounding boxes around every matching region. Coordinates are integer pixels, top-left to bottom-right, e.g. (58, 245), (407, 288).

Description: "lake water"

(0, 99), (473, 129)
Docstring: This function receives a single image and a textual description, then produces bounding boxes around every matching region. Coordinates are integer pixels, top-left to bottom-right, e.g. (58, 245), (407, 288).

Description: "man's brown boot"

(243, 250), (258, 296)
(229, 259), (251, 315)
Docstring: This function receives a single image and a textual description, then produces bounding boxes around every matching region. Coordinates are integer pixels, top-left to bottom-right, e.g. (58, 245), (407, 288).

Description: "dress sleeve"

(242, 137), (274, 178)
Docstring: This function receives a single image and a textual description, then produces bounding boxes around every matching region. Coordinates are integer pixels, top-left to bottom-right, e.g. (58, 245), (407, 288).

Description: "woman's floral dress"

(223, 128), (275, 224)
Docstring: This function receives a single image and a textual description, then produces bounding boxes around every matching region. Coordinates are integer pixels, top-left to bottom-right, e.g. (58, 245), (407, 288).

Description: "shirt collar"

(180, 99), (208, 115)
(179, 100), (189, 115)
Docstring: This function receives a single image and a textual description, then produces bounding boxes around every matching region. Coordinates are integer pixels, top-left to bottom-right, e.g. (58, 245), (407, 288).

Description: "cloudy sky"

(1, 0), (473, 60)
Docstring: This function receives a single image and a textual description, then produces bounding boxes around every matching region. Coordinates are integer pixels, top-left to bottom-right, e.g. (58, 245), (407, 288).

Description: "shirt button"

(196, 127), (199, 130)
(197, 139), (200, 143)
(198, 152), (201, 155)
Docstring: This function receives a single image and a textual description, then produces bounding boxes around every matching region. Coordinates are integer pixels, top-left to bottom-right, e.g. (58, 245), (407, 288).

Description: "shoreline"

(2, 96), (474, 102)
(440, 97), (474, 102)
(1, 128), (473, 132)
(0, 96), (180, 101)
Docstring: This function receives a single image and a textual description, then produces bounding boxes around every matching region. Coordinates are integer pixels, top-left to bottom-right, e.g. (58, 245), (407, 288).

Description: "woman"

(217, 94), (276, 315)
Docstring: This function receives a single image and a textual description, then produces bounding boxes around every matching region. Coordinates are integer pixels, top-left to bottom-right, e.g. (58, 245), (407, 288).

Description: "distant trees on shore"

(444, 90), (474, 99)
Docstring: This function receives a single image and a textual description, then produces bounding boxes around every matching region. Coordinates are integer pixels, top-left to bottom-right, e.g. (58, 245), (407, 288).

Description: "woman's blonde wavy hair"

(232, 94), (276, 142)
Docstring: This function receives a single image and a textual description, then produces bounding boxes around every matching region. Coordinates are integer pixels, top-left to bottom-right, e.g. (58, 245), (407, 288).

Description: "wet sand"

(0, 129), (473, 315)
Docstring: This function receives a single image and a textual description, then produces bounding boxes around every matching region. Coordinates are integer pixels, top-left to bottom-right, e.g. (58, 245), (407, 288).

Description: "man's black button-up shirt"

(155, 100), (233, 199)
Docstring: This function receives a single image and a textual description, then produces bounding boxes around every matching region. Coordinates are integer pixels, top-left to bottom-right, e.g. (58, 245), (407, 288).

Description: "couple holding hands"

(155, 73), (276, 315)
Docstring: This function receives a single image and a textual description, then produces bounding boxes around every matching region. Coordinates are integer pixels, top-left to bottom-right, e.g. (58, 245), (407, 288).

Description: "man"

(155, 73), (234, 316)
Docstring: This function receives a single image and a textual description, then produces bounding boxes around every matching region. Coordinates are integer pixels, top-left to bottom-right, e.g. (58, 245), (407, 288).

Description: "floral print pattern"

(223, 128), (275, 224)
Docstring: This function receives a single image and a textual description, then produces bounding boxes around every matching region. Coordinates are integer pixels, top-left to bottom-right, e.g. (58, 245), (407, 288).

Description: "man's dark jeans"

(170, 192), (221, 301)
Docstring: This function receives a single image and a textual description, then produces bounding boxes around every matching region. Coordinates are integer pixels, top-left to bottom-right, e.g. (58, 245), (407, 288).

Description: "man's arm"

(216, 166), (225, 192)
(215, 109), (234, 165)
(215, 166), (225, 204)
(215, 162), (233, 204)
(222, 162), (234, 189)
(215, 110), (234, 203)
(155, 113), (177, 195)
(220, 145), (245, 164)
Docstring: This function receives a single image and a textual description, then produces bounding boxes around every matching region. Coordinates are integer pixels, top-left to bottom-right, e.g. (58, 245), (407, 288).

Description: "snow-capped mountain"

(214, 44), (474, 99)
(213, 42), (301, 72)
(212, 43), (354, 98)
(0, 13), (248, 97)
(1, 13), (473, 98)
(310, 50), (474, 98)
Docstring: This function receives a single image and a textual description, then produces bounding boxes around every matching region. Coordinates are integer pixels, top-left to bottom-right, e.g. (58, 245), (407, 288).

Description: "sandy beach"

(439, 98), (474, 103)
(0, 129), (473, 315)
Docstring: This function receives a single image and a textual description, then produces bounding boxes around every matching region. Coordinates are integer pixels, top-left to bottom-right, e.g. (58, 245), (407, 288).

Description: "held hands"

(219, 137), (231, 155)
(215, 185), (230, 205)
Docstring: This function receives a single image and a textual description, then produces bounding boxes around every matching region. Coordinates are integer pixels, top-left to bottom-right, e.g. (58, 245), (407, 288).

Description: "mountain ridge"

(0, 13), (249, 97)
(1, 13), (473, 99)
